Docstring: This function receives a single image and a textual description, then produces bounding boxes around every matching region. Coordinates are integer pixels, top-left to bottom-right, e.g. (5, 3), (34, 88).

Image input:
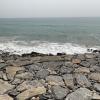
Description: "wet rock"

(16, 86), (46, 100)
(65, 88), (92, 100)
(94, 83), (100, 92)
(6, 66), (25, 80)
(0, 94), (13, 100)
(46, 75), (64, 86)
(0, 79), (15, 94)
(74, 67), (90, 73)
(72, 59), (81, 64)
(75, 74), (91, 87)
(15, 72), (33, 80)
(80, 61), (90, 67)
(63, 74), (74, 89)
(89, 73), (100, 82)
(51, 86), (69, 100)
(36, 69), (50, 79)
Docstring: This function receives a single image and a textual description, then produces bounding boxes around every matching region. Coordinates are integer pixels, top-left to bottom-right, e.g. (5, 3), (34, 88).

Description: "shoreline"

(0, 51), (100, 100)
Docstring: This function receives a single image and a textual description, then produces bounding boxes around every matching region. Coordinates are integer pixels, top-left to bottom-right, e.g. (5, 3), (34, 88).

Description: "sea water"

(0, 17), (100, 55)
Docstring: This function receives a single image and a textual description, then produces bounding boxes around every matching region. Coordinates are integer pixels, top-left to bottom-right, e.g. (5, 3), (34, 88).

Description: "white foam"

(0, 40), (99, 55)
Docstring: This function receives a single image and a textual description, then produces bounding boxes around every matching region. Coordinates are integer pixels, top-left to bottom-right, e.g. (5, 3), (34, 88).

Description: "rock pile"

(0, 52), (100, 100)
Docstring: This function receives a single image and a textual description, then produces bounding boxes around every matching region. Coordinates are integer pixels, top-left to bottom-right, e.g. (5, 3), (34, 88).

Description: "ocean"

(0, 17), (100, 55)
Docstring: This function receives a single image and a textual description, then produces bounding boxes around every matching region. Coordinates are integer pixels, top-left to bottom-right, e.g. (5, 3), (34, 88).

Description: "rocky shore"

(0, 52), (100, 100)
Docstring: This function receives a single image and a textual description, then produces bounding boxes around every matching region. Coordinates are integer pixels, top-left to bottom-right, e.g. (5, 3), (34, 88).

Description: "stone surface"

(94, 83), (100, 92)
(36, 69), (50, 79)
(0, 63), (6, 69)
(89, 73), (100, 82)
(6, 66), (25, 80)
(51, 86), (68, 100)
(65, 88), (92, 100)
(72, 59), (81, 64)
(15, 72), (33, 80)
(16, 86), (46, 100)
(0, 79), (14, 94)
(85, 54), (96, 59)
(75, 74), (91, 87)
(80, 61), (90, 67)
(46, 75), (64, 86)
(74, 67), (90, 73)
(0, 94), (13, 100)
(63, 74), (74, 89)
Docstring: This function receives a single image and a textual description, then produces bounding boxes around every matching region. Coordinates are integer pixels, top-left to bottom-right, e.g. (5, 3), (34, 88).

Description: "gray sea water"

(0, 17), (100, 55)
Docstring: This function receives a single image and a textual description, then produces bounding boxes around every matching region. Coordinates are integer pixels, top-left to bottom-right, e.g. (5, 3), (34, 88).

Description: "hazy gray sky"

(0, 0), (100, 18)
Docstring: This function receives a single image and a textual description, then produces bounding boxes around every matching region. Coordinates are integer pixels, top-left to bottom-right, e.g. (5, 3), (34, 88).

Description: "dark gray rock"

(36, 69), (50, 79)
(51, 86), (68, 100)
(75, 74), (91, 87)
(80, 61), (90, 67)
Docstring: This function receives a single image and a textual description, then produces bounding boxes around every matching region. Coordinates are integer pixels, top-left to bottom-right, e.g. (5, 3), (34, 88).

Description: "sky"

(0, 0), (100, 18)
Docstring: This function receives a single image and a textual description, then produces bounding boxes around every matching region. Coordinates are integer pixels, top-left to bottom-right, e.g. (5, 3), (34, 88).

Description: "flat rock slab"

(16, 86), (46, 100)
(89, 73), (100, 82)
(46, 75), (65, 86)
(0, 94), (13, 100)
(51, 86), (69, 100)
(0, 79), (15, 94)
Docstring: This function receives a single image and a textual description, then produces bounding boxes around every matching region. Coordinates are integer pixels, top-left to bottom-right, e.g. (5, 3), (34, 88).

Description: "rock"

(80, 61), (90, 67)
(40, 56), (64, 62)
(0, 63), (6, 69)
(86, 59), (98, 65)
(92, 93), (100, 100)
(72, 59), (81, 64)
(65, 61), (73, 67)
(25, 64), (42, 72)
(77, 54), (85, 60)
(63, 74), (74, 89)
(65, 88), (92, 100)
(0, 59), (4, 63)
(60, 66), (73, 74)
(16, 86), (46, 100)
(0, 94), (13, 100)
(89, 73), (100, 82)
(90, 65), (100, 72)
(85, 53), (96, 59)
(36, 69), (50, 79)
(51, 86), (69, 100)
(0, 71), (8, 80)
(31, 97), (40, 100)
(74, 67), (90, 73)
(11, 78), (24, 85)
(6, 66), (25, 80)
(0, 79), (14, 94)
(17, 80), (44, 92)
(94, 83), (100, 92)
(64, 55), (73, 61)
(15, 72), (33, 80)
(46, 75), (64, 86)
(75, 74), (91, 87)
(42, 61), (64, 70)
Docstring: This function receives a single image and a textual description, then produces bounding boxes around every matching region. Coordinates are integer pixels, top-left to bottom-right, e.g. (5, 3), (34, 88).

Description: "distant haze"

(0, 0), (100, 18)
